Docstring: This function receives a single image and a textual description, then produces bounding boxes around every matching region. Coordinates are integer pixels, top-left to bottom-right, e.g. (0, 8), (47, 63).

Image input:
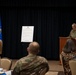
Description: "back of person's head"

(72, 23), (76, 30)
(27, 41), (40, 55)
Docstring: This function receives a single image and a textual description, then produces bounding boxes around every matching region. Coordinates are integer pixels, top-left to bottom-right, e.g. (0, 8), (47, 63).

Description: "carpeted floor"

(58, 71), (65, 75)
(45, 71), (64, 75)
(45, 71), (58, 75)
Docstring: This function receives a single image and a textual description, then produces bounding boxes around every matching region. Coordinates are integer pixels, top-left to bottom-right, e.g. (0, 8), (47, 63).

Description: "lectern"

(59, 37), (70, 54)
(59, 37), (69, 64)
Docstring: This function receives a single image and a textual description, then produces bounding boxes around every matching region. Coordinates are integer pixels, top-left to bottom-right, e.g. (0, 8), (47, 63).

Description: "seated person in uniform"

(61, 23), (76, 75)
(12, 41), (49, 75)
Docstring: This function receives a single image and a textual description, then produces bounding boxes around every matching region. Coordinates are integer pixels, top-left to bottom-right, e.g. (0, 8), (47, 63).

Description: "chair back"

(1, 57), (12, 70)
(69, 60), (76, 75)
(0, 40), (3, 55)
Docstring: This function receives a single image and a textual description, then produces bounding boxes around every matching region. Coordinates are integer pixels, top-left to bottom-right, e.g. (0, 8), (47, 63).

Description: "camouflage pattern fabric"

(61, 38), (76, 75)
(12, 54), (49, 75)
(70, 29), (76, 39)
(61, 51), (76, 75)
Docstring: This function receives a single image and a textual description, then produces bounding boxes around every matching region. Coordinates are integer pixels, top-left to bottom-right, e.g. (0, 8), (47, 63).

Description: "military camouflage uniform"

(61, 38), (76, 75)
(12, 54), (49, 75)
(70, 29), (76, 39)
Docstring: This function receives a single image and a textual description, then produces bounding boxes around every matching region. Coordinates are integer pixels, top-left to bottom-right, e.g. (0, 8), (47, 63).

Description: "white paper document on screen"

(21, 26), (34, 42)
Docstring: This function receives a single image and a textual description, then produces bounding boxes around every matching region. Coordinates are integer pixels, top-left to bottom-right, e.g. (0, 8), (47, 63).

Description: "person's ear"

(27, 47), (29, 52)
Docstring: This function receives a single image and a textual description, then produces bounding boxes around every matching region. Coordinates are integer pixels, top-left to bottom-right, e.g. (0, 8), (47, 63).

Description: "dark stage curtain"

(1, 7), (76, 60)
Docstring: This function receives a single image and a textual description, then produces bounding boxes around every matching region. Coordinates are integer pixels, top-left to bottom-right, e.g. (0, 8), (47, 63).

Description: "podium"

(59, 37), (69, 64)
(59, 37), (70, 54)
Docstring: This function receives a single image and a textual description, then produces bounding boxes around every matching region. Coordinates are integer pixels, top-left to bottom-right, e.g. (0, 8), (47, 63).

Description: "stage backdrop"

(1, 7), (76, 60)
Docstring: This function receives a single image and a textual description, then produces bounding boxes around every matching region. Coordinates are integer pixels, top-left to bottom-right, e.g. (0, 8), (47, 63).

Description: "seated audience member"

(61, 23), (76, 75)
(12, 41), (49, 75)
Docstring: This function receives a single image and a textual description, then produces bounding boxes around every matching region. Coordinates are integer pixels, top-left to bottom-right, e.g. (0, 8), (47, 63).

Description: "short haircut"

(72, 23), (76, 28)
(28, 41), (40, 54)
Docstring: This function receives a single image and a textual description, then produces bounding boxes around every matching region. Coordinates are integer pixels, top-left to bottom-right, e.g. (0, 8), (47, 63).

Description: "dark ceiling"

(0, 0), (76, 8)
